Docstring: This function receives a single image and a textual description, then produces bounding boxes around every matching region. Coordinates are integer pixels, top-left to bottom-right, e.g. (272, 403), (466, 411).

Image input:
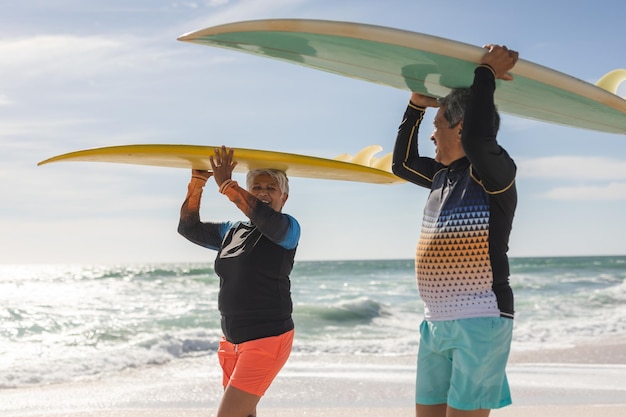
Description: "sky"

(1, 0), (625, 264)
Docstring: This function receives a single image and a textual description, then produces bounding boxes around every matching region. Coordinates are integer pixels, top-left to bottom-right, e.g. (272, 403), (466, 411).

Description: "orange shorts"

(217, 329), (294, 396)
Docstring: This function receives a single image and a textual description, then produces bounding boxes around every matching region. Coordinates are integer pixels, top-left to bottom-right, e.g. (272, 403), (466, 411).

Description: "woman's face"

(248, 173), (288, 212)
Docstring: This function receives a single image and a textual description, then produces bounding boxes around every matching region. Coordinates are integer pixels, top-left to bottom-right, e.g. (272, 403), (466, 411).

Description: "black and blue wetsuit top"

(178, 179), (300, 343)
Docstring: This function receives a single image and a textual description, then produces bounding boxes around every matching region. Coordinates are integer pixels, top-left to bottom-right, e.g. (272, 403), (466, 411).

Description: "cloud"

(517, 156), (626, 181)
(179, 0), (308, 31)
(517, 155), (626, 201)
(543, 182), (626, 201)
(0, 118), (101, 139)
(0, 34), (185, 84)
(0, 94), (12, 106)
(0, 36), (122, 78)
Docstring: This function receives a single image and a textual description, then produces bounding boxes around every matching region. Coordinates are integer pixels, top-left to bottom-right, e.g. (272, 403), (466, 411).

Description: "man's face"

(431, 105), (463, 165)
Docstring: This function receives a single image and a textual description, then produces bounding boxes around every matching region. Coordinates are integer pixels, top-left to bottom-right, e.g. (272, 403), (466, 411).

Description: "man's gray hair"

(438, 88), (500, 131)
(246, 169), (290, 194)
(438, 88), (471, 128)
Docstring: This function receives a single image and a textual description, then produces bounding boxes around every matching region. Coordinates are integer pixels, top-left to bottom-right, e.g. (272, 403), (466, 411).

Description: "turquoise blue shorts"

(416, 317), (513, 410)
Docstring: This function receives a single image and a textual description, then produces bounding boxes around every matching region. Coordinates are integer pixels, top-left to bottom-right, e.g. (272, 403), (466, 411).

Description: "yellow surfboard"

(37, 144), (404, 184)
(178, 19), (626, 135)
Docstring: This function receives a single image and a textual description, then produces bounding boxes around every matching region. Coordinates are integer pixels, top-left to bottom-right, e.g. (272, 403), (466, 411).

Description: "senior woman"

(178, 145), (300, 417)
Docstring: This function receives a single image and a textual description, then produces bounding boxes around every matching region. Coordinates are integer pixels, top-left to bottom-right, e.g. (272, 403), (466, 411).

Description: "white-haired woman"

(178, 145), (300, 417)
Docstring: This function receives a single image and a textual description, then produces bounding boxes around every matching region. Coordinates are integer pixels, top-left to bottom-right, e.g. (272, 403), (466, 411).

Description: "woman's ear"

(281, 193), (289, 207)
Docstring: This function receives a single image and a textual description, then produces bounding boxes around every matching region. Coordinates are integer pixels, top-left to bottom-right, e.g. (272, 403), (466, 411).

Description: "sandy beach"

(7, 406), (626, 417)
(3, 337), (625, 417)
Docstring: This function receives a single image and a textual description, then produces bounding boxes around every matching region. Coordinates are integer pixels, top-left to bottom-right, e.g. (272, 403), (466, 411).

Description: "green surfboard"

(178, 19), (626, 135)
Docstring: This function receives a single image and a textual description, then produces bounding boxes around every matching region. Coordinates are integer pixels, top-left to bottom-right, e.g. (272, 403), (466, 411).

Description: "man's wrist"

(477, 63), (496, 78)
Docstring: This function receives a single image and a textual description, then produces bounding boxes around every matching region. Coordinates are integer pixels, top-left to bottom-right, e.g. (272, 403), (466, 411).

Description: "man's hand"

(410, 92), (440, 108)
(481, 44), (519, 81)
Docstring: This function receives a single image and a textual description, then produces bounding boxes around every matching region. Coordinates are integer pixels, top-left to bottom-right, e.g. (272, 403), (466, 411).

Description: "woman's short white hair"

(246, 169), (289, 194)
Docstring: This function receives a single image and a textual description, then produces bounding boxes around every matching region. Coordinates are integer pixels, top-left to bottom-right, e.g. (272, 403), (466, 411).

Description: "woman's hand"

(210, 145), (238, 186)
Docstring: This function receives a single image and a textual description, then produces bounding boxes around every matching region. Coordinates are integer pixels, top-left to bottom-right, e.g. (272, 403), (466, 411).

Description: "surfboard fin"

(333, 145), (393, 172)
(370, 153), (393, 172)
(595, 69), (626, 98)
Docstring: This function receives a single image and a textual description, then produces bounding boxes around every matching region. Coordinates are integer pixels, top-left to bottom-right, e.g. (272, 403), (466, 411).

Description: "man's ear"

(457, 120), (464, 137)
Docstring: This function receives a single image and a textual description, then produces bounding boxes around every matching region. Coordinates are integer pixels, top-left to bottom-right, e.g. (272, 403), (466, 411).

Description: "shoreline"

(508, 335), (626, 364)
(2, 337), (625, 417)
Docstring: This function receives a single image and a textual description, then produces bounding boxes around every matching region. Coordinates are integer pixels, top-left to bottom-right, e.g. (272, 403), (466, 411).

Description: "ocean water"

(1, 256), (625, 389)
